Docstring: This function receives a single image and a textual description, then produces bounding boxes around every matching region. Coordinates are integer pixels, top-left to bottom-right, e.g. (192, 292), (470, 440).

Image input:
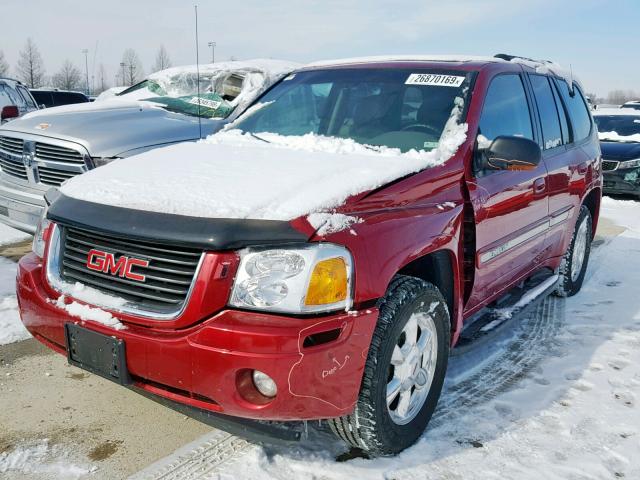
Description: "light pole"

(82, 49), (90, 95)
(120, 62), (126, 86)
(208, 41), (216, 63)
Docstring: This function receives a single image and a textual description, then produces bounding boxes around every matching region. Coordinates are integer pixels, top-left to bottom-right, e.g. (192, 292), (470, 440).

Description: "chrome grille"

(0, 136), (24, 154)
(59, 226), (203, 314)
(38, 166), (77, 186)
(0, 157), (28, 180)
(35, 142), (85, 164)
(0, 136), (27, 181)
(602, 160), (619, 172)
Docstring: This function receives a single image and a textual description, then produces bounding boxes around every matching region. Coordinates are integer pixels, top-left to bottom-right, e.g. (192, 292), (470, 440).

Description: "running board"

(453, 271), (559, 355)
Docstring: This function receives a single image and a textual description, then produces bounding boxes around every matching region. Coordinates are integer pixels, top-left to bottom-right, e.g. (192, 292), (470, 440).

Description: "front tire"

(555, 205), (592, 297)
(327, 276), (450, 456)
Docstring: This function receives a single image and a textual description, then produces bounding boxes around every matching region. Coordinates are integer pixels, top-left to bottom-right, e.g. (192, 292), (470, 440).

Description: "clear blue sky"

(2, 0), (638, 96)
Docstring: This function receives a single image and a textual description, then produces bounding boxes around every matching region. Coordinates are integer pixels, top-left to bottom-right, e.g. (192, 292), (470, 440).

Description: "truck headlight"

(229, 244), (353, 314)
(618, 158), (640, 169)
(32, 205), (51, 258)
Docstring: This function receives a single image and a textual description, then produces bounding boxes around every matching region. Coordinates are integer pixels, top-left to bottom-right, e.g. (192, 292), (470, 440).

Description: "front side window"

(233, 68), (474, 153)
(530, 75), (563, 150)
(557, 81), (592, 141)
(479, 74), (533, 141)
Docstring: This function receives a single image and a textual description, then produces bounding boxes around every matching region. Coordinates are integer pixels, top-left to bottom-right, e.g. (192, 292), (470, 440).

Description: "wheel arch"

(396, 249), (456, 329)
(582, 187), (601, 238)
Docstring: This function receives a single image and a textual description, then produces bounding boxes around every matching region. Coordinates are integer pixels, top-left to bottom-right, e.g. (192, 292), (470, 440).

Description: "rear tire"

(327, 275), (450, 456)
(555, 205), (592, 297)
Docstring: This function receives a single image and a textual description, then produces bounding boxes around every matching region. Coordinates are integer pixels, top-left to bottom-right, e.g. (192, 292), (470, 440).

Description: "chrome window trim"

(45, 224), (206, 320)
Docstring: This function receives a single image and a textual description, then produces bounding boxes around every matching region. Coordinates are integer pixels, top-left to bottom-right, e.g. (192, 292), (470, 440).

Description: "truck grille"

(602, 160), (619, 171)
(59, 226), (203, 314)
(0, 136), (24, 154)
(38, 166), (78, 186)
(35, 142), (85, 164)
(0, 136), (28, 181)
(0, 157), (28, 180)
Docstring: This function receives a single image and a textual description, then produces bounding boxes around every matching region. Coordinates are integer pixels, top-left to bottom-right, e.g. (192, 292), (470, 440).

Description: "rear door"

(542, 79), (596, 259)
(465, 72), (549, 312)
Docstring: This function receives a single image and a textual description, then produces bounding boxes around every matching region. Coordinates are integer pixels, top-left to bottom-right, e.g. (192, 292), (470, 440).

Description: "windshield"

(595, 115), (640, 141)
(232, 68), (474, 153)
(117, 71), (246, 119)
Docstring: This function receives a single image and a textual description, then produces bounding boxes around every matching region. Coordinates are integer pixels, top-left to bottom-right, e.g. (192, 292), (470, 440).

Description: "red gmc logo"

(86, 249), (149, 282)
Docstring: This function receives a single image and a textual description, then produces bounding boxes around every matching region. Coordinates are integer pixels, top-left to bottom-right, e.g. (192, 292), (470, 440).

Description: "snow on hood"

(594, 108), (640, 117)
(22, 59), (299, 121)
(60, 104), (468, 222)
(598, 131), (640, 143)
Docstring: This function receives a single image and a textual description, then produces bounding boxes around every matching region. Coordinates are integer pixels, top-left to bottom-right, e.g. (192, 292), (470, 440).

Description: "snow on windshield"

(60, 100), (468, 222)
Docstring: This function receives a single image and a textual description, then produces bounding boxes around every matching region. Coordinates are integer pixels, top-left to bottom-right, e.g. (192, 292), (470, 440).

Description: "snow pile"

(54, 295), (126, 331)
(307, 213), (362, 236)
(0, 223), (31, 246)
(0, 256), (30, 346)
(0, 440), (94, 479)
(598, 131), (640, 143)
(601, 196), (640, 233)
(56, 280), (127, 310)
(94, 86), (127, 101)
(60, 106), (467, 221)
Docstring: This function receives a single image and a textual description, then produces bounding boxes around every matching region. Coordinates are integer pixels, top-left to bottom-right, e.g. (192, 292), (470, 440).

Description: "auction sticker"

(405, 74), (465, 87)
(189, 97), (222, 110)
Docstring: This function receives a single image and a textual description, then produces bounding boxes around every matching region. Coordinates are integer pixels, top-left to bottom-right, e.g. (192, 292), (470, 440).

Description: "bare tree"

(607, 89), (640, 105)
(152, 45), (172, 73)
(16, 38), (46, 87)
(121, 49), (144, 86)
(51, 60), (82, 91)
(0, 50), (9, 77)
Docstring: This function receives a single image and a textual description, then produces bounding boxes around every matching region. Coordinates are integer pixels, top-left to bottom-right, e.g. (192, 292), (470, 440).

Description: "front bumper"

(0, 174), (46, 233)
(17, 252), (378, 421)
(603, 168), (640, 197)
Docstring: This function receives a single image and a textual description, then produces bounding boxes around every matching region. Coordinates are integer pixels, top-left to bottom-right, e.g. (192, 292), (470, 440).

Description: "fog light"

(252, 370), (277, 398)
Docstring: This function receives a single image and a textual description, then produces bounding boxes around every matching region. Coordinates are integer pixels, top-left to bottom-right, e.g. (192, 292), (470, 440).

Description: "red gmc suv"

(16, 55), (601, 456)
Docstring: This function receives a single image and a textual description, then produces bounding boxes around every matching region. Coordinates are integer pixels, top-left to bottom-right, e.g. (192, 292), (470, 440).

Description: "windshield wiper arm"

(249, 132), (271, 144)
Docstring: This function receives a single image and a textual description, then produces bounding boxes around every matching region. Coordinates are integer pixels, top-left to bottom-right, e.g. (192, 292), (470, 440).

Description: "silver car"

(0, 59), (298, 232)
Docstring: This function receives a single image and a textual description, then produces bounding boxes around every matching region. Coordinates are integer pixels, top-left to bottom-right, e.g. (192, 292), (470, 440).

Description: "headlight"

(229, 244), (353, 314)
(32, 205), (52, 258)
(618, 158), (640, 169)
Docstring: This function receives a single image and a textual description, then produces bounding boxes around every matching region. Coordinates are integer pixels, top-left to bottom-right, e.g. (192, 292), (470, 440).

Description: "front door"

(465, 73), (549, 313)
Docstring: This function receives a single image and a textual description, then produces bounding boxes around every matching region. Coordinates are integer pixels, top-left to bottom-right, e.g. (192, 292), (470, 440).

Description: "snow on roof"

(307, 55), (506, 68)
(22, 59), (299, 121)
(60, 108), (468, 221)
(593, 108), (640, 117)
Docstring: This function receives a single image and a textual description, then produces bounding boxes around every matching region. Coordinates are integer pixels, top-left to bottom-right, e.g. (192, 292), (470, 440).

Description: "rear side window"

(530, 75), (562, 150)
(52, 92), (89, 106)
(31, 91), (54, 107)
(479, 74), (533, 141)
(557, 81), (592, 141)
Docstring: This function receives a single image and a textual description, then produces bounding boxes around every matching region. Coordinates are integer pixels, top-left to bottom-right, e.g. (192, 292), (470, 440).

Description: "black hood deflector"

(46, 191), (309, 250)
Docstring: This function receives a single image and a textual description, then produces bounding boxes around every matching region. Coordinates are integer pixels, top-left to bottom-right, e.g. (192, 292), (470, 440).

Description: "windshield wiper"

(249, 132), (271, 144)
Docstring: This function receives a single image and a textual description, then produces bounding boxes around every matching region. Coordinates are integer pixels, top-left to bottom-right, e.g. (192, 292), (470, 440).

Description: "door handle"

(533, 177), (546, 194)
(578, 162), (588, 175)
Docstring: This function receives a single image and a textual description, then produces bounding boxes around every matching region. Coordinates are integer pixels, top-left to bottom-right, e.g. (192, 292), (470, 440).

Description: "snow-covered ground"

(0, 236), (30, 345)
(1, 197), (640, 479)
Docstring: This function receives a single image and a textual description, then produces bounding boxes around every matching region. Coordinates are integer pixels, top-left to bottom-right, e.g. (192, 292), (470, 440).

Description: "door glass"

(557, 81), (592, 141)
(530, 75), (563, 150)
(550, 81), (570, 144)
(479, 74), (533, 141)
(17, 86), (37, 109)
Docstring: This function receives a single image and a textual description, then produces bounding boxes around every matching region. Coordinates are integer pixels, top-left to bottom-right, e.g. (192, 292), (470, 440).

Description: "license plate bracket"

(64, 323), (131, 385)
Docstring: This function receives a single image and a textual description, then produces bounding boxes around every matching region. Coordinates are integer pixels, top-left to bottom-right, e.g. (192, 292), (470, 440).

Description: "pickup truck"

(17, 55), (601, 456)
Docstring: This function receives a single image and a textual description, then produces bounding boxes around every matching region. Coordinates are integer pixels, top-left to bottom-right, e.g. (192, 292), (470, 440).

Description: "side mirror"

(1, 105), (20, 122)
(480, 135), (542, 171)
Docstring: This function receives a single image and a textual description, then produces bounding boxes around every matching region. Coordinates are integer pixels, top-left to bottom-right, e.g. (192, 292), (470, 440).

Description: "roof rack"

(0, 76), (24, 84)
(494, 53), (553, 65)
